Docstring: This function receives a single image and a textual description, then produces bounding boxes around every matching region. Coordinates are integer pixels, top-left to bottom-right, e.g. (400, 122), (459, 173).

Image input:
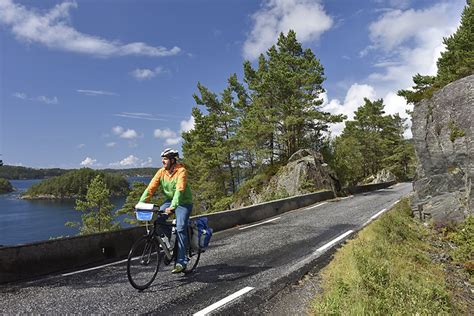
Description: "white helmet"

(160, 148), (179, 159)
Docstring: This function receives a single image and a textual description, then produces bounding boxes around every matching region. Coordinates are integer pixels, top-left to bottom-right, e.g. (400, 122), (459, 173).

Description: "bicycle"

(127, 206), (201, 291)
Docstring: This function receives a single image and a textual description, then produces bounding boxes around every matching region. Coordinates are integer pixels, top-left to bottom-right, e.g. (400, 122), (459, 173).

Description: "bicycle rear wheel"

(127, 236), (162, 290)
(184, 246), (201, 274)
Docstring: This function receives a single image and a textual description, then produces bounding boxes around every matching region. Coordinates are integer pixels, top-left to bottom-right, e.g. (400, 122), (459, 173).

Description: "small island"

(22, 168), (130, 200)
(0, 178), (14, 194)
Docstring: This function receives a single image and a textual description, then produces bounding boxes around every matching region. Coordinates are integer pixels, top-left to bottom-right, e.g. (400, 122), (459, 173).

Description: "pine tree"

(333, 98), (414, 185)
(244, 30), (344, 161)
(67, 175), (119, 234)
(436, 0), (474, 86)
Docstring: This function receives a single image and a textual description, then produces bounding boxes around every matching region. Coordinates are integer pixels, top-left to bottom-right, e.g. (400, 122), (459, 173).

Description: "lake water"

(0, 177), (151, 246)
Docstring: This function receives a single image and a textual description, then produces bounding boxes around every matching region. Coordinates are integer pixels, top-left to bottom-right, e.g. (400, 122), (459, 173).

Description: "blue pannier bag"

(190, 217), (213, 251)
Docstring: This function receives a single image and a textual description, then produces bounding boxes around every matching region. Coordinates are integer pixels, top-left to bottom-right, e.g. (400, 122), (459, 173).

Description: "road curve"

(0, 183), (412, 315)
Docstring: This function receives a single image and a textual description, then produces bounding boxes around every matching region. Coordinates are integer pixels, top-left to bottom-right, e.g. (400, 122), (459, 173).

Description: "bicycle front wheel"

(127, 236), (162, 290)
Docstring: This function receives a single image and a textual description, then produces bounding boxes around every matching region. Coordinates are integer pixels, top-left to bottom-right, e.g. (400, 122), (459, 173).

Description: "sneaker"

(171, 263), (185, 274)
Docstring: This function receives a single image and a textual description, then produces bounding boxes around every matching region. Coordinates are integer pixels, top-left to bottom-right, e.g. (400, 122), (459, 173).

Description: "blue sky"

(0, 0), (465, 169)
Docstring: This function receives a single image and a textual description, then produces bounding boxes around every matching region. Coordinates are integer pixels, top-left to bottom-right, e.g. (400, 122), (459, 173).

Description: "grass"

(310, 198), (453, 315)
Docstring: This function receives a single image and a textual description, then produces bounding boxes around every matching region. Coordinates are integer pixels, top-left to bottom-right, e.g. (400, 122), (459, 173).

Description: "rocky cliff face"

(412, 75), (473, 224)
(232, 149), (340, 208)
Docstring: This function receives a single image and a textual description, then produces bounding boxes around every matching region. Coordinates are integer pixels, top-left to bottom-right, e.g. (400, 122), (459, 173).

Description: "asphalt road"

(0, 183), (412, 315)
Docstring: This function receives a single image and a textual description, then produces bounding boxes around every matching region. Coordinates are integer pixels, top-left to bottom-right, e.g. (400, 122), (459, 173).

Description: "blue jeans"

(159, 201), (192, 266)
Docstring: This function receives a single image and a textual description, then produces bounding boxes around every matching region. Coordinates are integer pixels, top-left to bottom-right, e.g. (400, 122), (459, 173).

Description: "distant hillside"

(22, 168), (130, 199)
(0, 166), (69, 180)
(0, 165), (157, 180)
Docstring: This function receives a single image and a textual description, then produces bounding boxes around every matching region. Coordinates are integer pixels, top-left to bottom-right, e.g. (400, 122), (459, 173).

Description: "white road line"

(239, 217), (281, 230)
(339, 195), (354, 200)
(304, 201), (328, 211)
(315, 230), (354, 254)
(363, 208), (389, 226)
(61, 258), (128, 276)
(193, 286), (254, 316)
(391, 199), (400, 207)
(370, 208), (387, 220)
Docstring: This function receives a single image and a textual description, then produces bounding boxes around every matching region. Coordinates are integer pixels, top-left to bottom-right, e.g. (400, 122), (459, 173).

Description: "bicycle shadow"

(147, 263), (269, 292)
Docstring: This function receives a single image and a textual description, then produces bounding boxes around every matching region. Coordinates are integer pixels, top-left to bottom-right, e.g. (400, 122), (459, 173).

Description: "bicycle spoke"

(127, 236), (161, 290)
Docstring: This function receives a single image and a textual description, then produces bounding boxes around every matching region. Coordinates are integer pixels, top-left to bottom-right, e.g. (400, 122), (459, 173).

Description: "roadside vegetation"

(179, 30), (415, 215)
(310, 199), (470, 315)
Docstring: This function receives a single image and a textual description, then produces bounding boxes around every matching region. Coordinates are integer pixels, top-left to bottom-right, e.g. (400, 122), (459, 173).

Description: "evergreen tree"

(182, 75), (247, 212)
(67, 175), (119, 234)
(332, 98), (414, 185)
(244, 30), (344, 162)
(436, 0), (474, 86)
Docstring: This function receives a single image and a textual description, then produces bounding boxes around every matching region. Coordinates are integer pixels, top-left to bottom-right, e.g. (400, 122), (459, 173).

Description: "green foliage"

(397, 74), (436, 104)
(398, 1), (474, 104)
(244, 30), (345, 162)
(183, 30), (344, 211)
(116, 181), (163, 225)
(448, 120), (466, 142)
(330, 99), (414, 185)
(23, 168), (129, 199)
(436, 0), (474, 86)
(67, 175), (120, 235)
(311, 199), (453, 315)
(448, 215), (474, 274)
(0, 178), (14, 193)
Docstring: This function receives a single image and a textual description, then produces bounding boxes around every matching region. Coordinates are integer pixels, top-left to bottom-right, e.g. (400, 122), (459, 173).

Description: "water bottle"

(161, 234), (171, 250)
(170, 226), (176, 250)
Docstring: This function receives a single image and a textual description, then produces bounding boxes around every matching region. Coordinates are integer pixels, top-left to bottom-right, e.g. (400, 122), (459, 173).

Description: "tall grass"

(310, 199), (453, 315)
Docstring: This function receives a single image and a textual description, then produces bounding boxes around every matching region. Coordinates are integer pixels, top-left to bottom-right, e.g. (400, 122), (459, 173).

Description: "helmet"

(160, 148), (179, 159)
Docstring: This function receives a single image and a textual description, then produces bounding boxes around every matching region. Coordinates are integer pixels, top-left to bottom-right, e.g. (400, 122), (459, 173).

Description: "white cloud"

(106, 142), (116, 148)
(111, 126), (139, 140)
(120, 129), (138, 139)
(13, 92), (58, 104)
(180, 116), (195, 132)
(114, 112), (166, 121)
(323, 84), (377, 135)
(243, 0), (333, 60)
(112, 126), (124, 135)
(77, 89), (118, 96)
(326, 1), (465, 140)
(0, 0), (180, 58)
(109, 155), (152, 168)
(365, 2), (463, 93)
(154, 128), (177, 139)
(154, 128), (182, 145)
(165, 137), (181, 145)
(141, 157), (153, 167)
(36, 95), (58, 104)
(324, 84), (413, 137)
(130, 66), (165, 80)
(76, 143), (85, 149)
(13, 92), (27, 99)
(80, 157), (97, 166)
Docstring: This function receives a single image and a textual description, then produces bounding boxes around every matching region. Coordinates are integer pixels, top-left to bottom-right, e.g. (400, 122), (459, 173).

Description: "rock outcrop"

(232, 149), (341, 208)
(361, 169), (397, 185)
(412, 75), (473, 224)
